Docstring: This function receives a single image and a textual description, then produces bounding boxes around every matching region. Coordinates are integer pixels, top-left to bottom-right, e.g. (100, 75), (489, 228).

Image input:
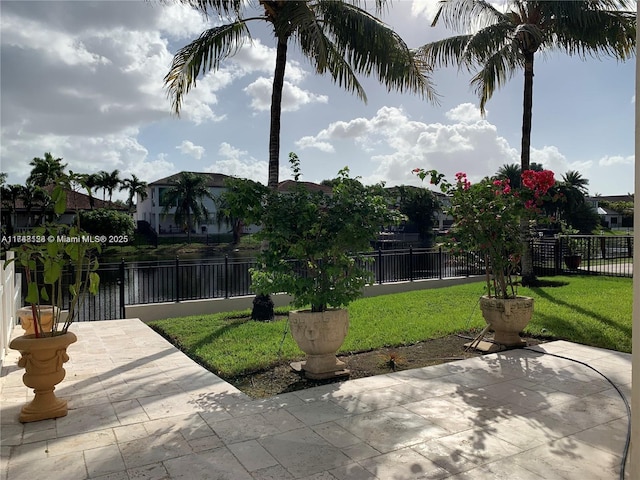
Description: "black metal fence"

(16, 236), (633, 321)
(532, 235), (633, 278)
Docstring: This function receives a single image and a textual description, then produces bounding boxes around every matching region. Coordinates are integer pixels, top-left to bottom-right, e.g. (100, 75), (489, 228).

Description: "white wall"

(136, 184), (230, 234)
(0, 251), (20, 366)
(125, 276), (484, 323)
(630, 7), (638, 476)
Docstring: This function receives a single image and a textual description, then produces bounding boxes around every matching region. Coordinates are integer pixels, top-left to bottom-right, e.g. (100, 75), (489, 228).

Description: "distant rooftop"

(149, 172), (231, 188)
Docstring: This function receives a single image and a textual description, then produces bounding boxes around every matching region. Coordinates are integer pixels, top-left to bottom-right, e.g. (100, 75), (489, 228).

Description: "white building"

(136, 172), (234, 235)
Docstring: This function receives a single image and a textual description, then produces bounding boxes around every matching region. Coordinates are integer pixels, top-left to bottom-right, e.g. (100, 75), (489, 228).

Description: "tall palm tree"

(417, 0), (635, 171)
(27, 152), (67, 187)
(165, 0), (435, 189)
(417, 0), (635, 283)
(119, 174), (149, 212)
(160, 172), (214, 243)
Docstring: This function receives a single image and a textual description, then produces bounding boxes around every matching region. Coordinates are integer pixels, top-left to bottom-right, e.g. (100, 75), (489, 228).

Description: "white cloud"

(1, 12), (110, 68)
(0, 126), (175, 200)
(296, 136), (335, 153)
(177, 140), (205, 160)
(410, 0), (442, 22)
(297, 105), (520, 186)
(244, 77), (328, 112)
(529, 145), (571, 173)
(599, 155), (634, 167)
(445, 103), (484, 123)
(201, 142), (294, 184)
(155, 3), (209, 39)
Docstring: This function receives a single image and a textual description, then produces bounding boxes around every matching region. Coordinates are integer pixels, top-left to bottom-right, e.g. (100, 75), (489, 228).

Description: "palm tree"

(496, 163), (522, 189)
(81, 173), (100, 209)
(165, 0), (435, 189)
(160, 172), (215, 243)
(418, 0), (634, 170)
(96, 170), (122, 204)
(120, 174), (149, 212)
(1, 184), (23, 234)
(27, 152), (67, 186)
(417, 0), (635, 283)
(20, 184), (50, 226)
(562, 170), (589, 195)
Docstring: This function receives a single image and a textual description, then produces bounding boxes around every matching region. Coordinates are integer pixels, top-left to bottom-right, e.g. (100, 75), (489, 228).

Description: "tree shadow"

(529, 285), (631, 338)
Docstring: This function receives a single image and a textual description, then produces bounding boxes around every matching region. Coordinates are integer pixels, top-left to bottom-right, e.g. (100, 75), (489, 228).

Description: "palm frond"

(415, 35), (474, 69)
(463, 21), (516, 65)
(164, 0), (242, 17)
(432, 0), (508, 31)
(283, 1), (368, 101)
(469, 42), (522, 114)
(549, 8), (636, 60)
(164, 21), (250, 114)
(312, 1), (436, 102)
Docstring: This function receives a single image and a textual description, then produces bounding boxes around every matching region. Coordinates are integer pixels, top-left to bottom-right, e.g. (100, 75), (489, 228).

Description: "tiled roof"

(277, 180), (333, 194)
(9, 186), (127, 212)
(149, 172), (230, 188)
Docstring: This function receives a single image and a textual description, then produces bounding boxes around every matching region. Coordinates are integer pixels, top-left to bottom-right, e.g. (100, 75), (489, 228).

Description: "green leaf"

(43, 259), (62, 284)
(89, 272), (100, 294)
(25, 283), (39, 304)
(40, 286), (49, 302)
(52, 185), (67, 215)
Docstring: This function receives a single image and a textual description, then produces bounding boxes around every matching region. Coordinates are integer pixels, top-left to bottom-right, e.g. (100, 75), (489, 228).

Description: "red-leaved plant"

(414, 169), (555, 298)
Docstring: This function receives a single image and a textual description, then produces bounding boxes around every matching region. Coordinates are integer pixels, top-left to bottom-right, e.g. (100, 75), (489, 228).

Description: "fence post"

(587, 237), (592, 271)
(119, 259), (126, 319)
(555, 237), (562, 275)
(175, 256), (180, 303)
(377, 249), (383, 284)
(409, 246), (414, 282)
(224, 255), (230, 298)
(439, 246), (443, 279)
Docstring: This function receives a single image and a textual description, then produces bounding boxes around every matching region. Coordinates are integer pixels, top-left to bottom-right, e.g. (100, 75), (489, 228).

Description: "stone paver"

(1, 320), (632, 480)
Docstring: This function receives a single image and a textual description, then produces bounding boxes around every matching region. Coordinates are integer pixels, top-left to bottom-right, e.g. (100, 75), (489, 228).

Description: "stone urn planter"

(17, 306), (59, 336)
(9, 331), (77, 423)
(479, 296), (534, 348)
(289, 309), (350, 380)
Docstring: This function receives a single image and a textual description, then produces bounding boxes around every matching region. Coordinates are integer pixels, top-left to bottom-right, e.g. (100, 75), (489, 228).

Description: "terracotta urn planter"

(9, 331), (77, 423)
(479, 296), (534, 348)
(17, 306), (59, 335)
(289, 309), (350, 380)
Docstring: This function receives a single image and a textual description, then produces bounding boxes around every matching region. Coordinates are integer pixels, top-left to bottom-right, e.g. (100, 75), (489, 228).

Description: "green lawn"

(148, 275), (632, 378)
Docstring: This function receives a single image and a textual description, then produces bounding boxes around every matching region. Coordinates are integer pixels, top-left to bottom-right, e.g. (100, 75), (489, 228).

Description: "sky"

(0, 0), (636, 202)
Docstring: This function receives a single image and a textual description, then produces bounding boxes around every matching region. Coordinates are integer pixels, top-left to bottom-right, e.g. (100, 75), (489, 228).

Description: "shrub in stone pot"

(223, 153), (395, 379)
(415, 168), (556, 350)
(5, 177), (100, 422)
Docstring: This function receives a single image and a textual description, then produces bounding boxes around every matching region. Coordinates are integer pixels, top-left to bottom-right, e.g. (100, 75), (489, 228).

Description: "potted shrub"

(562, 227), (583, 270)
(414, 168), (555, 349)
(223, 153), (395, 379)
(5, 176), (100, 422)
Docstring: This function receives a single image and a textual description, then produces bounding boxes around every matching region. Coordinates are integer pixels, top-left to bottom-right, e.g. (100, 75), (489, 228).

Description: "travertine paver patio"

(0, 319), (632, 479)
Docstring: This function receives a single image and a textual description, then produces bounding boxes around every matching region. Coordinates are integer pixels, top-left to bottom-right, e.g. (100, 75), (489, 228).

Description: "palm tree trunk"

(268, 36), (288, 189)
(520, 51), (534, 171)
(258, 34), (288, 321)
(520, 51), (535, 285)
